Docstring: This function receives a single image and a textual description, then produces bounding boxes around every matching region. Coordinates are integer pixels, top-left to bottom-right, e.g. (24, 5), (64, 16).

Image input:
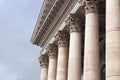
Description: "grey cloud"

(0, 62), (18, 80)
(0, 0), (43, 80)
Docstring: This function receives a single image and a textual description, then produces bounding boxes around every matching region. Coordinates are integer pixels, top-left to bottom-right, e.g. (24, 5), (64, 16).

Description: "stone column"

(55, 31), (69, 80)
(39, 54), (48, 80)
(81, 75), (83, 80)
(106, 0), (120, 80)
(66, 14), (82, 80)
(83, 0), (100, 80)
(46, 44), (58, 80)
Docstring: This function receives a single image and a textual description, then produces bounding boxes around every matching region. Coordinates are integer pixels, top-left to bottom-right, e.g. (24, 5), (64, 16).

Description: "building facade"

(30, 0), (120, 80)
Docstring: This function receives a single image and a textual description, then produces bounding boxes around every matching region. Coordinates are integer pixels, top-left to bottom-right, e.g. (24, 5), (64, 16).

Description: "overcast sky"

(0, 0), (43, 80)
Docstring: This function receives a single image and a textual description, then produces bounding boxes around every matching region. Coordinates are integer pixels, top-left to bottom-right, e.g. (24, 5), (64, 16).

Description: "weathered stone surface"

(66, 14), (82, 80)
(55, 33), (69, 80)
(46, 44), (58, 80)
(106, 0), (120, 80)
(39, 54), (48, 80)
(83, 2), (100, 80)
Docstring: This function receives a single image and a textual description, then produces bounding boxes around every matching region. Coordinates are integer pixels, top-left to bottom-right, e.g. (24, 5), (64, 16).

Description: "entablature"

(31, 0), (65, 46)
(31, 0), (56, 44)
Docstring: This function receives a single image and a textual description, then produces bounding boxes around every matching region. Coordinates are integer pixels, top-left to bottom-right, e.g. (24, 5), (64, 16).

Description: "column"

(81, 75), (83, 80)
(55, 31), (69, 80)
(83, 0), (100, 80)
(39, 54), (48, 80)
(47, 44), (58, 80)
(106, 0), (120, 80)
(66, 14), (82, 80)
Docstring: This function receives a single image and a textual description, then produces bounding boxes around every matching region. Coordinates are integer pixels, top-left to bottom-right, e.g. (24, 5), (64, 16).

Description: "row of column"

(39, 0), (120, 80)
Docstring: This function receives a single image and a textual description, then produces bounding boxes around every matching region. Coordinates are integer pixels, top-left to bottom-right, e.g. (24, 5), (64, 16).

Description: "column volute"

(39, 54), (49, 68)
(54, 30), (69, 47)
(65, 14), (82, 33)
(46, 44), (58, 59)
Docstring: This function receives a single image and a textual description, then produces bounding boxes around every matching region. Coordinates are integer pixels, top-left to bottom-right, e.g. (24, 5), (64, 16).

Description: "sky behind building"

(0, 0), (43, 80)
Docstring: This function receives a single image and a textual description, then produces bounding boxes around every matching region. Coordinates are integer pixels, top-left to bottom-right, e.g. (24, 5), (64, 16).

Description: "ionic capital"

(46, 44), (58, 59)
(66, 14), (82, 33)
(39, 54), (48, 68)
(82, 0), (99, 14)
(55, 31), (69, 47)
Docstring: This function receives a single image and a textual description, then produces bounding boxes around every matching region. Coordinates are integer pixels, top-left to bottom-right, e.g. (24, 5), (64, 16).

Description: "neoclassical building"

(30, 0), (120, 80)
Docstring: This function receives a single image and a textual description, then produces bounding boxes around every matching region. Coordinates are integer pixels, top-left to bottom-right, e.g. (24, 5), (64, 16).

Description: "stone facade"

(31, 0), (120, 80)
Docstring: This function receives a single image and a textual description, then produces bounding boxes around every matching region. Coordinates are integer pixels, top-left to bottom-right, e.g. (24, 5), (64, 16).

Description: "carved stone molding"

(55, 31), (69, 47)
(46, 44), (58, 59)
(31, 0), (65, 46)
(39, 54), (48, 68)
(65, 14), (82, 33)
(81, 0), (99, 14)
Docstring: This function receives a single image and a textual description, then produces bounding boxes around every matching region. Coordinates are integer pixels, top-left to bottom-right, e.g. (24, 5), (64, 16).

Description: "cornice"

(30, 0), (56, 44)
(37, 0), (64, 45)
(31, 0), (64, 45)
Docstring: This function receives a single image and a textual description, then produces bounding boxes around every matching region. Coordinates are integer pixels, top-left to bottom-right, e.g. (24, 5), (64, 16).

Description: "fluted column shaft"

(66, 14), (82, 80)
(47, 44), (57, 80)
(55, 31), (69, 80)
(39, 54), (48, 80)
(106, 0), (120, 80)
(83, 1), (100, 80)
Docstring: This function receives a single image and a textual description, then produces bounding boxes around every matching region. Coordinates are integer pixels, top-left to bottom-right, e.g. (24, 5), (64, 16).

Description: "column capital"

(46, 44), (58, 59)
(65, 14), (82, 33)
(39, 54), (48, 68)
(81, 0), (99, 14)
(55, 30), (69, 47)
